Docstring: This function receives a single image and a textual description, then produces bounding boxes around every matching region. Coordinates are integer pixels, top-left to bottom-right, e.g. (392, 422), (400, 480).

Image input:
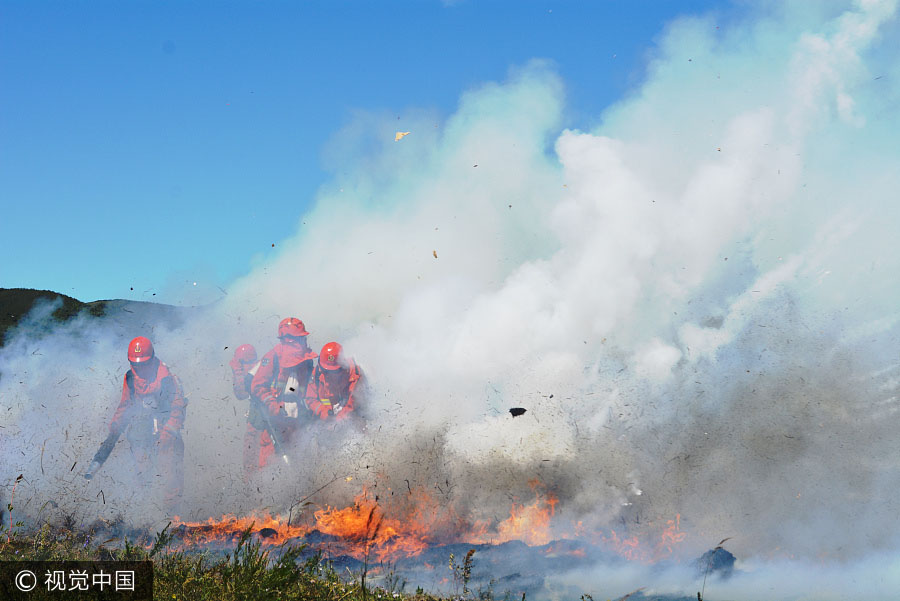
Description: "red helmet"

(319, 342), (344, 370)
(278, 317), (309, 338)
(128, 336), (154, 363)
(233, 344), (257, 363)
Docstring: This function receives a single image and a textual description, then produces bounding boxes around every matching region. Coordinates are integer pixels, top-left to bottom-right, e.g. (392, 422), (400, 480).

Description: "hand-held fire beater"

(84, 428), (120, 480)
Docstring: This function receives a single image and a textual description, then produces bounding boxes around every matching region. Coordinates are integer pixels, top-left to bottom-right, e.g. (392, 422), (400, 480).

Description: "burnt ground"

(160, 524), (731, 601)
(299, 535), (725, 600)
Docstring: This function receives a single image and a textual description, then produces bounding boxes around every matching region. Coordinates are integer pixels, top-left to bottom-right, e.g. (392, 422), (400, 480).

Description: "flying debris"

(509, 407), (526, 417)
(432, 250), (438, 259)
(394, 131), (410, 141)
(258, 527), (278, 539)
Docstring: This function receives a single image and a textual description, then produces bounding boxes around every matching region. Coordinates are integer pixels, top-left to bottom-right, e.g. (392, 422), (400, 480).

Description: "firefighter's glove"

(283, 402), (299, 418)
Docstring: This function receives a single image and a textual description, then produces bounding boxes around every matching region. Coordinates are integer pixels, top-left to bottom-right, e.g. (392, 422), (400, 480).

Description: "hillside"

(0, 288), (195, 348)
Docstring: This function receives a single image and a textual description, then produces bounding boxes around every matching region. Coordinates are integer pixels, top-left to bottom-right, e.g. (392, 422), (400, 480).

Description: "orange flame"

(172, 483), (687, 564)
(544, 544), (587, 558)
(598, 514), (687, 563)
(470, 491), (558, 546)
(172, 513), (309, 548)
(312, 489), (432, 562)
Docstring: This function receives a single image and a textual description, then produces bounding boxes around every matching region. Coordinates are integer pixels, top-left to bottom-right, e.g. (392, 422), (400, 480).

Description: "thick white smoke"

(3, 0), (900, 597)
(217, 0), (900, 554)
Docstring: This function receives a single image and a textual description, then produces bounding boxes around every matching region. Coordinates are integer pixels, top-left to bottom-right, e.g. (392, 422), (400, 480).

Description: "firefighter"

(230, 344), (273, 478)
(250, 318), (317, 459)
(305, 341), (365, 423)
(107, 336), (187, 512)
(229, 344), (257, 401)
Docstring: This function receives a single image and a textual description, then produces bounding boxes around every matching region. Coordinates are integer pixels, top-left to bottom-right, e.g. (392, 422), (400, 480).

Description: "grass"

(0, 521), (516, 601)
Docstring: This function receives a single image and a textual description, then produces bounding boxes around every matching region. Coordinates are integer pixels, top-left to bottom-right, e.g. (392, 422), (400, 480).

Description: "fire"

(598, 514), (687, 563)
(172, 483), (687, 565)
(470, 488), (558, 546)
(601, 529), (642, 561)
(544, 544), (587, 558)
(173, 487), (462, 563)
(656, 514), (687, 558)
(172, 513), (309, 547)
(312, 489), (431, 562)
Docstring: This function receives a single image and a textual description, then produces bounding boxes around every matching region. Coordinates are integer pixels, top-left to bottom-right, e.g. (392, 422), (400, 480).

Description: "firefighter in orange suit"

(250, 318), (317, 456)
(109, 336), (187, 511)
(230, 343), (272, 478)
(305, 342), (365, 423)
(229, 344), (257, 401)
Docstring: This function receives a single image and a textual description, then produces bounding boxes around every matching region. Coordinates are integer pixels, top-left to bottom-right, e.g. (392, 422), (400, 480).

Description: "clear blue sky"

(1, 0), (732, 305)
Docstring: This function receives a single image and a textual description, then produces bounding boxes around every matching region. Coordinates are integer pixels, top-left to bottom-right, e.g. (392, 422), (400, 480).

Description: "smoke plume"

(3, 0), (900, 598)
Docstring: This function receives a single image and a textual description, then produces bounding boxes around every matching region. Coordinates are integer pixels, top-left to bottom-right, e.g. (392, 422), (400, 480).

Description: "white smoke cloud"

(550, 553), (900, 601)
(217, 0), (900, 566)
(4, 0), (900, 597)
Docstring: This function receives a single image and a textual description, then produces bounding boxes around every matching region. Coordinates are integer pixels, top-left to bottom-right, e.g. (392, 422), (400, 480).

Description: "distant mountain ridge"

(0, 288), (194, 348)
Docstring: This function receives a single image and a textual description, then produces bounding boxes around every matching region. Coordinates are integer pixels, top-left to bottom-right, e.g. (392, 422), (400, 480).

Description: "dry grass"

(0, 521), (525, 601)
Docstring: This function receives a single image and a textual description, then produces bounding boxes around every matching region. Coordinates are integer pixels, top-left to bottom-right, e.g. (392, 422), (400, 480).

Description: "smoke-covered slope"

(0, 288), (196, 351)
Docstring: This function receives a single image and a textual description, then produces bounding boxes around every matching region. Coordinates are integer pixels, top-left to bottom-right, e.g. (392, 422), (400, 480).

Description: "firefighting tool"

(247, 356), (290, 465)
(258, 407), (291, 466)
(84, 429), (121, 479)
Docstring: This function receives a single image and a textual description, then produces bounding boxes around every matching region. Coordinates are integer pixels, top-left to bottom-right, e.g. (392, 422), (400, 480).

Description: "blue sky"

(1, 0), (729, 304)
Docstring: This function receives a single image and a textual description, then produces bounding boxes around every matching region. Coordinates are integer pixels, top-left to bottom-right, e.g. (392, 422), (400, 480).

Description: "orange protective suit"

(250, 340), (317, 454)
(305, 360), (364, 422)
(110, 356), (186, 511)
